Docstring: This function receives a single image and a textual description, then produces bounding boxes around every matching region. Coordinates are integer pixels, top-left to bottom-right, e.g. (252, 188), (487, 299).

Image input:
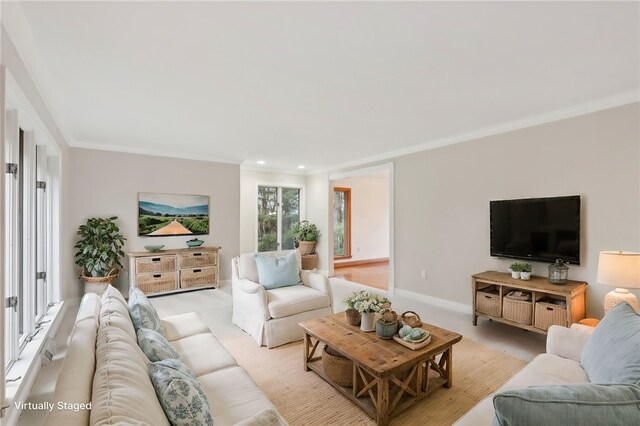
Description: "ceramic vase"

(375, 320), (398, 339)
(360, 312), (375, 332)
(511, 271), (521, 279)
(520, 272), (531, 280)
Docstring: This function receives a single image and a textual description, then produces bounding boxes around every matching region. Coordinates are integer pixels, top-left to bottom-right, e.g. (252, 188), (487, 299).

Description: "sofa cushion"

(581, 301), (640, 384)
(149, 358), (214, 426)
(129, 287), (165, 335)
(91, 325), (170, 426)
(267, 285), (331, 319)
(162, 312), (211, 342)
(100, 293), (137, 340)
(493, 383), (640, 426)
(102, 284), (128, 308)
(170, 333), (237, 376)
(255, 252), (301, 289)
(198, 366), (280, 426)
(138, 328), (181, 362)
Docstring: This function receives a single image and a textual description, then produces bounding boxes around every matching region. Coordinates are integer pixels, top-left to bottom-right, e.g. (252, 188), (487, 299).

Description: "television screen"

(138, 192), (210, 237)
(490, 195), (580, 264)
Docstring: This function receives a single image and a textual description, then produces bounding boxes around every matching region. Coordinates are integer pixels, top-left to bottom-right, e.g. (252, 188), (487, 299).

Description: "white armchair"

(231, 250), (332, 348)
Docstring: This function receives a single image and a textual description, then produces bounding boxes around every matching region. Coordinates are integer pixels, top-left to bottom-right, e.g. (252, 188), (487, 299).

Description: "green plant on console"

(521, 263), (532, 273)
(510, 262), (524, 272)
(74, 216), (127, 277)
(291, 220), (320, 242)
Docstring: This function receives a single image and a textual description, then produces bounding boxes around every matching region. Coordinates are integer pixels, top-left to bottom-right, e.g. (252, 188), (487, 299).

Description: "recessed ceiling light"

(297, 165), (306, 169)
(257, 160), (266, 165)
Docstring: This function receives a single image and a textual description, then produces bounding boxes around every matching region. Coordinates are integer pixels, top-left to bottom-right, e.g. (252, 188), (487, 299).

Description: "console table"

(472, 271), (587, 335)
(127, 246), (220, 296)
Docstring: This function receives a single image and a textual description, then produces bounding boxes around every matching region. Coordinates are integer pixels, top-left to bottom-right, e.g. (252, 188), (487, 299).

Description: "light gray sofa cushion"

(581, 302), (640, 384)
(493, 383), (640, 426)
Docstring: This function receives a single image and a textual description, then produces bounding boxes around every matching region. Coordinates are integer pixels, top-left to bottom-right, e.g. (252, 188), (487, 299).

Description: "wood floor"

(333, 261), (389, 290)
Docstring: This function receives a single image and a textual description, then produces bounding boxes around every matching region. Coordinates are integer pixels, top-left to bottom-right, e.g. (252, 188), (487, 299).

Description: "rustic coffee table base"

(303, 333), (454, 426)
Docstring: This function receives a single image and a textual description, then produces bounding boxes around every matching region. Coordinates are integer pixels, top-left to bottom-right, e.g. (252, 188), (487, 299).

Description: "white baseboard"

(394, 289), (472, 314)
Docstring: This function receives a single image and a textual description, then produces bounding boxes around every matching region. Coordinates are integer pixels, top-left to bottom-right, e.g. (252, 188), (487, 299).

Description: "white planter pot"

(511, 271), (521, 279)
(520, 272), (531, 280)
(360, 312), (376, 332)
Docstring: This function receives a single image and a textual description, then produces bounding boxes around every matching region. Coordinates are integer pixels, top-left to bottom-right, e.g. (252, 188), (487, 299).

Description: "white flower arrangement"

(343, 290), (390, 314)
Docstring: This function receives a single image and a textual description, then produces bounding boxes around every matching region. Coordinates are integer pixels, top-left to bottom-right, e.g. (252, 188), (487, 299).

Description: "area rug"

(221, 334), (527, 425)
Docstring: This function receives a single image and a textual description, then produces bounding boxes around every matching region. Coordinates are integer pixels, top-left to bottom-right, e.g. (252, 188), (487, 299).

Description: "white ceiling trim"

(309, 91), (639, 176)
(240, 164), (307, 176)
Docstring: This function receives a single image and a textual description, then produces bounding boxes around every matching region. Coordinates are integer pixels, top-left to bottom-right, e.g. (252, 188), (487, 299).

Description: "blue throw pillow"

(137, 328), (180, 362)
(254, 252), (301, 290)
(493, 383), (640, 426)
(581, 302), (640, 384)
(148, 358), (213, 426)
(129, 287), (165, 335)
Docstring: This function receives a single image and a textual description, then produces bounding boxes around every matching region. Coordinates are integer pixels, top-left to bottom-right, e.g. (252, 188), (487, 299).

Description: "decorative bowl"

(144, 245), (165, 252)
(186, 238), (204, 248)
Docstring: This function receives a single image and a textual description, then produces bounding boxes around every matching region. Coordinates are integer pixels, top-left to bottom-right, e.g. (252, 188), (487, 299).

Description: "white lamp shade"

(597, 251), (640, 289)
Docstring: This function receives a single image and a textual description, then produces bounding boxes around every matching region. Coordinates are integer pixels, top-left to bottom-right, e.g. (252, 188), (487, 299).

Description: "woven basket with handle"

(401, 311), (422, 328)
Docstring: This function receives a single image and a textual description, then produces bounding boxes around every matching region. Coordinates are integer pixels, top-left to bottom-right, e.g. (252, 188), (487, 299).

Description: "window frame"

(333, 187), (352, 259)
(255, 184), (304, 252)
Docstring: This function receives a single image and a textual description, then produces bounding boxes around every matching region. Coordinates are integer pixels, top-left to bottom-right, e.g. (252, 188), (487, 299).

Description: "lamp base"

(604, 288), (639, 314)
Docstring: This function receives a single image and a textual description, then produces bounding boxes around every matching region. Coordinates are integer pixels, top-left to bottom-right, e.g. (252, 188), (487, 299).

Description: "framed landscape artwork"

(138, 192), (210, 237)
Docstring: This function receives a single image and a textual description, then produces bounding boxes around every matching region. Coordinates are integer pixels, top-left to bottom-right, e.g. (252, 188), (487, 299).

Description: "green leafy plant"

(291, 220), (320, 242)
(74, 217), (126, 277)
(342, 290), (390, 314)
(521, 263), (532, 273)
(509, 262), (523, 272)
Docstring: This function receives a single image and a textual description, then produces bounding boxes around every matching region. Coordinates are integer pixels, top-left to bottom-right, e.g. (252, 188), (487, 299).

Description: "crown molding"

(307, 91), (639, 175)
(240, 163), (308, 176)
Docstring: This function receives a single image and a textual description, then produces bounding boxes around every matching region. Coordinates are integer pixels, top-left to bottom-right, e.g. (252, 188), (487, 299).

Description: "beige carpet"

(221, 334), (527, 426)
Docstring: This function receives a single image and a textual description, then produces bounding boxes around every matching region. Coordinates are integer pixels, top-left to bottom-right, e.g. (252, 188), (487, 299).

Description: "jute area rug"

(221, 334), (527, 426)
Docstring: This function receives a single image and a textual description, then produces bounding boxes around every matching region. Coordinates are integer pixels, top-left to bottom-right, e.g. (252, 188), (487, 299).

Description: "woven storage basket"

(502, 297), (533, 325)
(400, 311), (422, 328)
(476, 288), (501, 317)
(180, 267), (215, 289)
(135, 255), (177, 274)
(178, 252), (216, 269)
(323, 346), (353, 387)
(136, 271), (177, 294)
(535, 300), (567, 330)
(297, 241), (316, 255)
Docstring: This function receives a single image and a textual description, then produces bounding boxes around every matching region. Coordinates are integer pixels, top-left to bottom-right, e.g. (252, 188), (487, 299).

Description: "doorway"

(329, 165), (392, 291)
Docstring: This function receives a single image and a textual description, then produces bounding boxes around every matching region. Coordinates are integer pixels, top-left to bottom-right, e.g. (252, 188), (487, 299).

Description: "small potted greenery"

(75, 216), (126, 286)
(509, 262), (523, 279)
(292, 220), (320, 255)
(520, 263), (533, 280)
(375, 308), (399, 339)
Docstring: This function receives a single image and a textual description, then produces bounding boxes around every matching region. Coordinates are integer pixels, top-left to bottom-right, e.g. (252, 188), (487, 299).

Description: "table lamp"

(597, 251), (640, 314)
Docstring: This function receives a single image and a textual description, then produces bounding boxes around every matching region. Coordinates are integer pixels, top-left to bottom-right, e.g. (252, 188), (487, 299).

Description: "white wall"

(309, 103), (640, 318)
(239, 169), (306, 254)
(65, 148), (240, 299)
(332, 173), (389, 262)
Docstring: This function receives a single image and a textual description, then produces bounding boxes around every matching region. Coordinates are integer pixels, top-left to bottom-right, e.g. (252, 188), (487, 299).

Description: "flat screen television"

(490, 195), (581, 264)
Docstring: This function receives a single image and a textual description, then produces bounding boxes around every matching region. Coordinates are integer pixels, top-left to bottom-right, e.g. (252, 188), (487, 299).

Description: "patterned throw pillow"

(129, 287), (165, 335)
(137, 328), (181, 362)
(148, 359), (213, 426)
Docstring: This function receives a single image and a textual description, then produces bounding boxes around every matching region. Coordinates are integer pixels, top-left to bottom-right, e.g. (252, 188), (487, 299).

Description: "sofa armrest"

(234, 277), (263, 294)
(546, 325), (593, 362)
(301, 270), (330, 295)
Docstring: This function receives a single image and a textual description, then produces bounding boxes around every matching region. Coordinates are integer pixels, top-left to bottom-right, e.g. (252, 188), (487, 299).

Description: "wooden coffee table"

(300, 312), (462, 426)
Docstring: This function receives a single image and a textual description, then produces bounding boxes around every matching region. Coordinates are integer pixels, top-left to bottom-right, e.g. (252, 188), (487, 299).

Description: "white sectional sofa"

(46, 287), (286, 426)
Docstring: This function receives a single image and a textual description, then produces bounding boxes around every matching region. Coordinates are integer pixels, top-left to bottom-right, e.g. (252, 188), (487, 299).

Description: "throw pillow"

(148, 359), (213, 426)
(581, 301), (640, 384)
(254, 252), (301, 290)
(493, 383), (640, 426)
(129, 287), (165, 335)
(137, 328), (180, 362)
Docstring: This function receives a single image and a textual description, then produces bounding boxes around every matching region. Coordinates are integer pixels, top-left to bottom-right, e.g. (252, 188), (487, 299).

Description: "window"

(4, 109), (52, 372)
(333, 187), (351, 258)
(257, 186), (301, 252)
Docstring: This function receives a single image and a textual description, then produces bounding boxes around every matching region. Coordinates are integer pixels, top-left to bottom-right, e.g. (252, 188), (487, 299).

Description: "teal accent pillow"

(148, 359), (213, 426)
(137, 328), (180, 362)
(493, 383), (640, 426)
(254, 252), (301, 290)
(129, 287), (165, 335)
(581, 302), (640, 384)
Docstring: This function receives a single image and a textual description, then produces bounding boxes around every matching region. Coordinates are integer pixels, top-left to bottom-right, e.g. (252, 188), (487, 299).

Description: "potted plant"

(292, 220), (320, 255)
(375, 308), (399, 339)
(343, 292), (362, 326)
(347, 291), (390, 332)
(520, 263), (533, 280)
(75, 216), (126, 286)
(509, 262), (522, 279)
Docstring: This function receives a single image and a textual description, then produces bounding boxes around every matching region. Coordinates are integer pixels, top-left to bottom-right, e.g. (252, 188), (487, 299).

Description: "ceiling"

(14, 1), (640, 172)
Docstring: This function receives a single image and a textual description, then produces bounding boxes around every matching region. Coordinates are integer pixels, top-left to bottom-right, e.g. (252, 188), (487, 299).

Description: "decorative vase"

(520, 272), (531, 280)
(511, 271), (521, 279)
(297, 241), (316, 255)
(375, 320), (398, 339)
(548, 259), (569, 284)
(360, 312), (375, 332)
(345, 308), (361, 326)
